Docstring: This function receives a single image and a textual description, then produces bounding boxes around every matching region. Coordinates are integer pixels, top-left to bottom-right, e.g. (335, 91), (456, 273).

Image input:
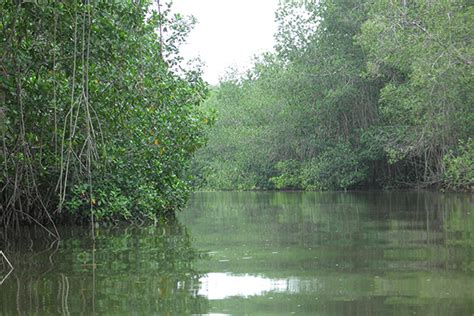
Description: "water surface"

(1, 191), (473, 315)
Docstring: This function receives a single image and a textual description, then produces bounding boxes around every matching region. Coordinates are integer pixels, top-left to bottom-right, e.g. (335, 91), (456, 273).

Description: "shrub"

(443, 139), (474, 192)
(301, 143), (368, 190)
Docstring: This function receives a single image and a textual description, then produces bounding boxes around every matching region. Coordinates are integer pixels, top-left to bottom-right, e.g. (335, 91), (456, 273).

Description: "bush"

(301, 143), (368, 190)
(270, 160), (302, 189)
(443, 139), (474, 192)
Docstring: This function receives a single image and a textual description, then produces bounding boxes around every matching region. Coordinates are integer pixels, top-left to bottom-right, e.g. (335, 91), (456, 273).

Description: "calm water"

(1, 191), (473, 315)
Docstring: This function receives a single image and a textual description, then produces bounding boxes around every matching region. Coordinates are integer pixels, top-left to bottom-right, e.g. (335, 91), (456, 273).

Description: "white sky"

(198, 273), (288, 299)
(171, 0), (279, 85)
(197, 273), (311, 300)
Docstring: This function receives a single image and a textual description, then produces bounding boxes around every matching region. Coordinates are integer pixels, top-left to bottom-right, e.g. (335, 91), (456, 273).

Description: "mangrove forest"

(1, 0), (473, 228)
(192, 0), (473, 193)
(1, 1), (474, 315)
(1, 0), (211, 232)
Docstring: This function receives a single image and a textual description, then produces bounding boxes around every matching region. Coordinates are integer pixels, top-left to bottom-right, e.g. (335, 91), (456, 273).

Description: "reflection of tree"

(0, 228), (64, 314)
(185, 191), (474, 274)
(183, 192), (474, 315)
(3, 192), (472, 314)
(0, 220), (208, 315)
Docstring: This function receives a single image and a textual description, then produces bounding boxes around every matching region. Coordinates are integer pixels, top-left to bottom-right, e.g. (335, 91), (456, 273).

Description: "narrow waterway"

(1, 191), (473, 315)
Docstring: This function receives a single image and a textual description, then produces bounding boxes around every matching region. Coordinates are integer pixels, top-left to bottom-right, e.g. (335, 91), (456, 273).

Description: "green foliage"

(192, 0), (473, 192)
(443, 139), (474, 191)
(270, 160), (302, 190)
(301, 143), (369, 191)
(357, 0), (474, 183)
(1, 1), (210, 225)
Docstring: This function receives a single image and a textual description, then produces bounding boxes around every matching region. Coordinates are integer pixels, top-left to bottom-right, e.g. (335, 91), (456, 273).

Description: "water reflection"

(182, 191), (474, 315)
(199, 273), (288, 299)
(198, 273), (336, 300)
(0, 222), (208, 315)
(0, 191), (473, 315)
(0, 250), (14, 285)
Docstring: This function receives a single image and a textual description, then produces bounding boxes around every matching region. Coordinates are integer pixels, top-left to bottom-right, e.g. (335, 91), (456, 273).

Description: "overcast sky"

(171, 0), (279, 84)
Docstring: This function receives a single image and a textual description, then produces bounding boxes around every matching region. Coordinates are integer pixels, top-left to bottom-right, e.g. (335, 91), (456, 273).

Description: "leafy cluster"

(193, 0), (473, 191)
(1, 1), (210, 226)
(443, 139), (474, 191)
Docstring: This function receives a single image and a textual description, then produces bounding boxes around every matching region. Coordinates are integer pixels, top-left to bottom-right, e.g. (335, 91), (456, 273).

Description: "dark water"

(1, 191), (473, 315)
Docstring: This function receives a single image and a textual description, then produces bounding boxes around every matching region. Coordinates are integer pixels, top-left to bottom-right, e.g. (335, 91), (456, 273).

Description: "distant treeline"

(192, 0), (473, 191)
(1, 1), (210, 229)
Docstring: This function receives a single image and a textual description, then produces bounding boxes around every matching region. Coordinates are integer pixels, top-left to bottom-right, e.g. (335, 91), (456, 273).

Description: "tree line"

(192, 0), (473, 192)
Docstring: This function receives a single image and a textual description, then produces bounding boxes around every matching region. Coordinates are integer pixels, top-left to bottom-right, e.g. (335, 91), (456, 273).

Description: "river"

(1, 191), (473, 315)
